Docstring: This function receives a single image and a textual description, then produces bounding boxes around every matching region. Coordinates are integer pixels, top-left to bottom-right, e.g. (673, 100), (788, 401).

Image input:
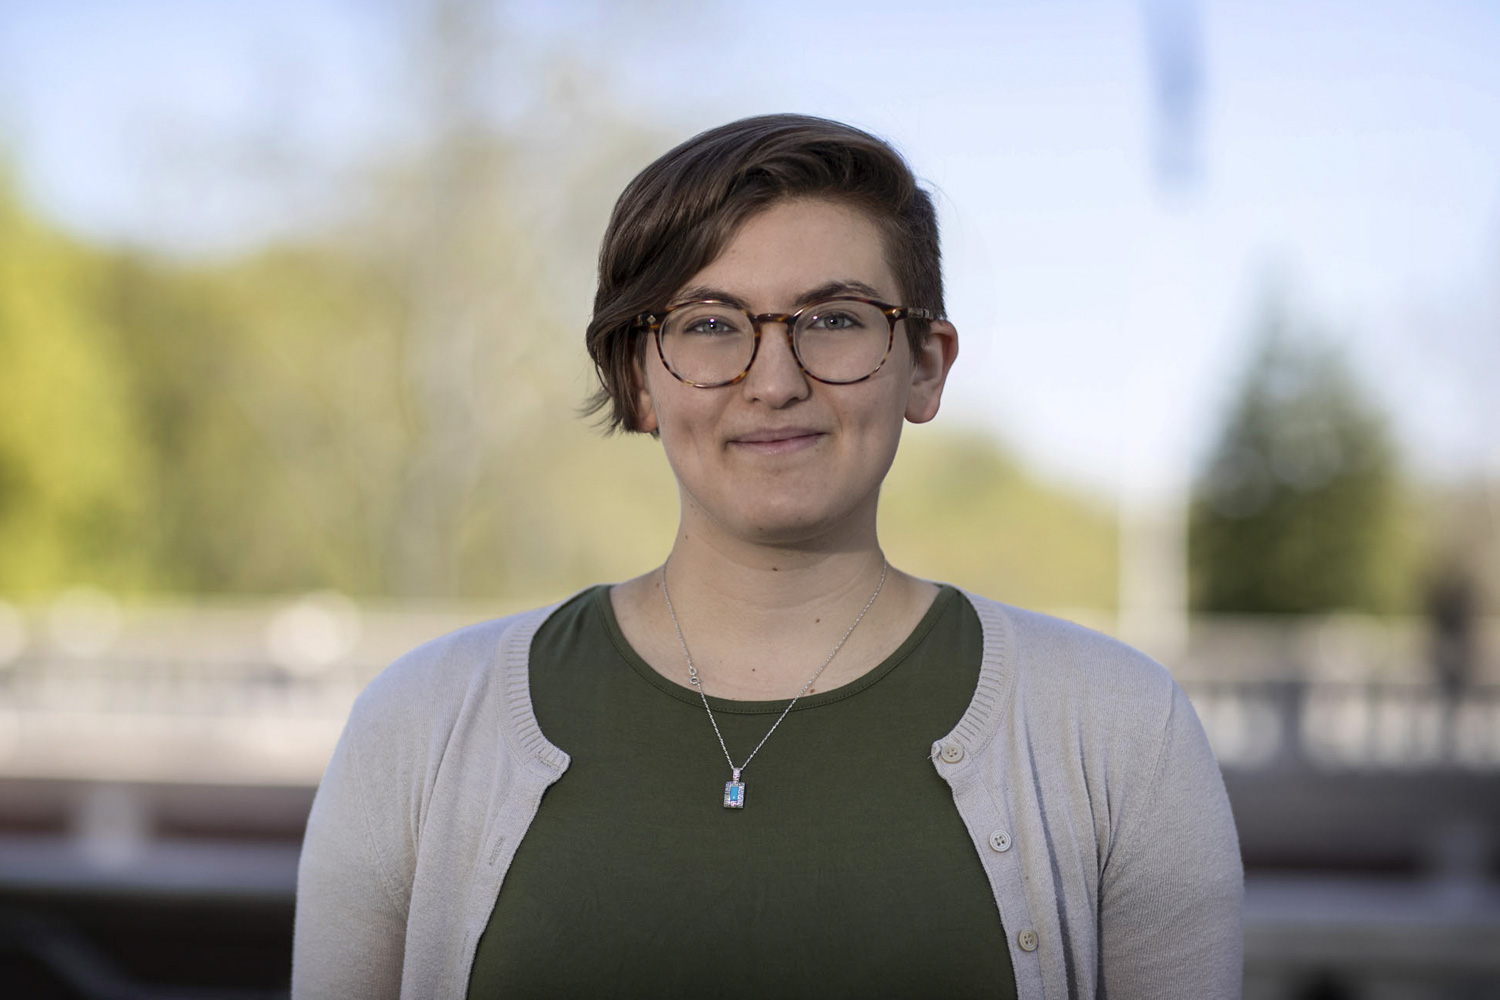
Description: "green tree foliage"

(883, 428), (1118, 609)
(99, 244), (413, 595)
(0, 171), (1120, 606)
(1189, 305), (1412, 613)
(0, 177), (151, 594)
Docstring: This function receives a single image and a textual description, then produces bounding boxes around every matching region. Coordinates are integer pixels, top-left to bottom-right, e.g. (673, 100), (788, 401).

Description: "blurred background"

(0, 0), (1496, 996)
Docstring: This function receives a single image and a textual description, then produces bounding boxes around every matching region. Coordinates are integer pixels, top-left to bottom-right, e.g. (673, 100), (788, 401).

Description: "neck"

(664, 535), (887, 620)
(611, 490), (938, 701)
(659, 547), (893, 700)
(665, 471), (884, 598)
(648, 507), (911, 699)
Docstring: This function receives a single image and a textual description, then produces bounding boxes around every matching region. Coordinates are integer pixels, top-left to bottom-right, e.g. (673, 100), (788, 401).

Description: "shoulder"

(343, 600), (564, 759)
(962, 591), (1177, 712)
(954, 593), (1233, 857)
(953, 591), (1196, 789)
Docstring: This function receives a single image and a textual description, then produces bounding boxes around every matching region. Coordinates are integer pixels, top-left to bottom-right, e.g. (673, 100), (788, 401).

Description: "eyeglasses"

(636, 297), (941, 388)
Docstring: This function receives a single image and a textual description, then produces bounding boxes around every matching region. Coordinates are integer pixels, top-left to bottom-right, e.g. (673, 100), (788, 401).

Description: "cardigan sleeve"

(291, 711), (408, 999)
(1097, 683), (1244, 999)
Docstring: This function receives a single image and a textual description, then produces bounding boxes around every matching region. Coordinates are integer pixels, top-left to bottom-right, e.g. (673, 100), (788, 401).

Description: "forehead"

(680, 198), (898, 302)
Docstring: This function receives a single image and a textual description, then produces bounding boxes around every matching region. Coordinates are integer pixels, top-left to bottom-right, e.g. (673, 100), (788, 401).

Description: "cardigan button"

(939, 742), (964, 763)
(1018, 928), (1039, 952)
(988, 829), (1012, 852)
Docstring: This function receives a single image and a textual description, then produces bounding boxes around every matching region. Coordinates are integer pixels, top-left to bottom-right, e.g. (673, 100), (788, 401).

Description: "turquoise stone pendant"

(723, 768), (745, 809)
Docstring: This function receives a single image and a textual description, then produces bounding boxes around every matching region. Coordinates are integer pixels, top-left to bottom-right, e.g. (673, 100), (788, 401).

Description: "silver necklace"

(660, 559), (888, 810)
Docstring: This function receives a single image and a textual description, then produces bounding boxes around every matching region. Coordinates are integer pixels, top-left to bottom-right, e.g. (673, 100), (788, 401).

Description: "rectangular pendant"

(723, 779), (745, 809)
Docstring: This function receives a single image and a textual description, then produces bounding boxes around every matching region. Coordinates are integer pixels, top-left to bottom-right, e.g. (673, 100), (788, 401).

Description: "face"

(635, 197), (957, 547)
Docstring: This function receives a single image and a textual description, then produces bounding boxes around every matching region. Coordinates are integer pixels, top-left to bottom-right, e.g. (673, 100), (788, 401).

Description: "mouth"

(728, 428), (825, 454)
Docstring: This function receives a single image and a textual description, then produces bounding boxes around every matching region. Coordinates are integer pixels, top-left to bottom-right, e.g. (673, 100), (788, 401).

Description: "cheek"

(854, 376), (910, 435)
(645, 384), (715, 459)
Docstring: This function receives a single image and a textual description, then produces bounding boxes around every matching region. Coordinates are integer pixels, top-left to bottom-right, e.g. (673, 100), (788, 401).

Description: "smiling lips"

(728, 428), (825, 455)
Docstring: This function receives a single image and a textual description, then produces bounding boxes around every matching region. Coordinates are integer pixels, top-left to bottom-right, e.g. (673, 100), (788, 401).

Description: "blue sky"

(1, 0), (1496, 494)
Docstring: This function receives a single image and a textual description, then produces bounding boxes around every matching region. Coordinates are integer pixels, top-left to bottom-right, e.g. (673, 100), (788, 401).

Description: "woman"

(293, 114), (1243, 999)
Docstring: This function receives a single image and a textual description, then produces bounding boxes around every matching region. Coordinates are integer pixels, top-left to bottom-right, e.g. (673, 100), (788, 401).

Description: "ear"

(904, 320), (959, 424)
(632, 351), (660, 434)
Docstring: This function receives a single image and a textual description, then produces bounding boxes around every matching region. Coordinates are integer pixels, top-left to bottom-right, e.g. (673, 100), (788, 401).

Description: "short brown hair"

(585, 114), (945, 433)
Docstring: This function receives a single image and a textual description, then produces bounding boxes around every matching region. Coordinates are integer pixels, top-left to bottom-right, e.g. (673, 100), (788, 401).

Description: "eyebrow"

(670, 279), (890, 311)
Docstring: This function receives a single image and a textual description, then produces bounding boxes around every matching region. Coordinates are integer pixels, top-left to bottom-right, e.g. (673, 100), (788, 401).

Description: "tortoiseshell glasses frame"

(634, 297), (942, 388)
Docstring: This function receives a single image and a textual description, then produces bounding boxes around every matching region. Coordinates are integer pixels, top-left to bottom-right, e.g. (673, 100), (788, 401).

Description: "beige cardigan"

(293, 592), (1243, 998)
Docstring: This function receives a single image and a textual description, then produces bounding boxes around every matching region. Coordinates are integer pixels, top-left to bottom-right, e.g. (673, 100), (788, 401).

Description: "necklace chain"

(660, 559), (888, 781)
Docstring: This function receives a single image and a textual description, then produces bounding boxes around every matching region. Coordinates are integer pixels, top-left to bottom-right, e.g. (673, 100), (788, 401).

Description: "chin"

(684, 478), (878, 547)
(729, 502), (864, 548)
(742, 520), (828, 546)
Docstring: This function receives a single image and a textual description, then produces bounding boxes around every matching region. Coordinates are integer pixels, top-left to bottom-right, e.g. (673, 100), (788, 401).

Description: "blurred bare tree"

(382, 0), (554, 596)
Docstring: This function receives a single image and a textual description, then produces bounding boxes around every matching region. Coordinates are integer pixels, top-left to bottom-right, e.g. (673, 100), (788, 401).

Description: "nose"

(741, 320), (811, 407)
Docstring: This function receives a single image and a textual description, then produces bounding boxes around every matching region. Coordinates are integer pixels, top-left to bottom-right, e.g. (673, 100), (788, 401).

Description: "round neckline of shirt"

(591, 583), (958, 715)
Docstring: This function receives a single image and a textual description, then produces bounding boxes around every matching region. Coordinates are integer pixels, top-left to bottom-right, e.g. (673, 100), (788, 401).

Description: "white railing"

(1, 593), (1496, 784)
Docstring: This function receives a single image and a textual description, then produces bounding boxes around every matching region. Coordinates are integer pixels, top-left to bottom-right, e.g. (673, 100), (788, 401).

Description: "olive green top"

(468, 584), (1015, 998)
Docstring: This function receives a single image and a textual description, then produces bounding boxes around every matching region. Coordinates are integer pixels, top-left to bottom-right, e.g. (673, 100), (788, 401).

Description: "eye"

(666, 303), (750, 338)
(806, 309), (863, 331)
(683, 316), (739, 336)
